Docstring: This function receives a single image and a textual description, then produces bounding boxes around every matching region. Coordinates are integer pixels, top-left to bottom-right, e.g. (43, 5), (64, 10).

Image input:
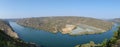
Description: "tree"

(118, 27), (120, 38)
(113, 31), (118, 38)
(106, 40), (112, 47)
(101, 39), (107, 47)
(110, 37), (117, 44)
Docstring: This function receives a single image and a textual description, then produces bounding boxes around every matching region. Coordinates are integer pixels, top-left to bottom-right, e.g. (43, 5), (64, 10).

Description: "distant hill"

(111, 18), (120, 24)
(16, 16), (114, 35)
(3, 19), (20, 22)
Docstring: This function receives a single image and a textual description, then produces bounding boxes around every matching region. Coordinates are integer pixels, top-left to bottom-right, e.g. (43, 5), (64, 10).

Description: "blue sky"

(0, 0), (120, 19)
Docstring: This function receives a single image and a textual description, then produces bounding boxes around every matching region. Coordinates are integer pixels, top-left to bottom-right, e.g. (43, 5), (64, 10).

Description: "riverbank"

(9, 22), (118, 47)
(0, 20), (38, 47)
(69, 24), (113, 35)
(75, 26), (120, 47)
(0, 30), (37, 47)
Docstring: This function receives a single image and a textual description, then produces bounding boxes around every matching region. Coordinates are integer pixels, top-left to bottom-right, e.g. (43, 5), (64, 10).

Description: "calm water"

(9, 22), (118, 47)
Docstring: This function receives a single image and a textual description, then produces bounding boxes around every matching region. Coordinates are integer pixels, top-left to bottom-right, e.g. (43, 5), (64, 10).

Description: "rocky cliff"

(0, 20), (18, 38)
(0, 19), (39, 47)
(17, 16), (114, 35)
(0, 29), (38, 47)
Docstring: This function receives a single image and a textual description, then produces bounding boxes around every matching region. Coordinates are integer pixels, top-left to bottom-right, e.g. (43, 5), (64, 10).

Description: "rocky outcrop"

(62, 24), (76, 34)
(17, 16), (113, 35)
(0, 20), (18, 38)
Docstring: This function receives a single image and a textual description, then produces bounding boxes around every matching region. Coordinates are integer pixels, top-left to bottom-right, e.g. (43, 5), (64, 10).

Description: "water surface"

(9, 22), (118, 47)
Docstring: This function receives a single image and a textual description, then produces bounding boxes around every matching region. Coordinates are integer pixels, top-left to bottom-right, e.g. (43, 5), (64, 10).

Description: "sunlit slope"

(0, 20), (18, 38)
(17, 16), (113, 35)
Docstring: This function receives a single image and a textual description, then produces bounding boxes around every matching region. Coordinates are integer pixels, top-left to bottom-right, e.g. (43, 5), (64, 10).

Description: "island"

(17, 16), (114, 35)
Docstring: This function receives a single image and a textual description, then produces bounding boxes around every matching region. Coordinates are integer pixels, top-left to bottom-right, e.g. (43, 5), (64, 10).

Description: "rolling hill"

(17, 16), (114, 35)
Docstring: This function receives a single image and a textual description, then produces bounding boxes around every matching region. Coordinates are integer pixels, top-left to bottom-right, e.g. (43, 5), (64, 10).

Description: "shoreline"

(8, 21), (39, 47)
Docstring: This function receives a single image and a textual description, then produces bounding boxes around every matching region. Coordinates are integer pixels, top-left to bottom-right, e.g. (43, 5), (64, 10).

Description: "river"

(9, 22), (118, 47)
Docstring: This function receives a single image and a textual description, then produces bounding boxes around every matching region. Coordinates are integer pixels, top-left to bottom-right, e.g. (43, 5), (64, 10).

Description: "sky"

(0, 0), (120, 19)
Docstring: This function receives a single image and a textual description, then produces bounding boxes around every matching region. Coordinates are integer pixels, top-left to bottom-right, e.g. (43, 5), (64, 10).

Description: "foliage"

(101, 39), (107, 47)
(104, 26), (120, 47)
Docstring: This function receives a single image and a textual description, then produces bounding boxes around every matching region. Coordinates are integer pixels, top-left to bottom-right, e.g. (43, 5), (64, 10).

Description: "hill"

(16, 16), (114, 35)
(0, 20), (18, 38)
(111, 18), (120, 24)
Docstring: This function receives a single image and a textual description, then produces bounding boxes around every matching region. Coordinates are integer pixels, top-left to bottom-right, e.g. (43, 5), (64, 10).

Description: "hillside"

(0, 20), (18, 38)
(0, 20), (38, 47)
(17, 16), (114, 35)
(111, 18), (120, 24)
(0, 30), (37, 47)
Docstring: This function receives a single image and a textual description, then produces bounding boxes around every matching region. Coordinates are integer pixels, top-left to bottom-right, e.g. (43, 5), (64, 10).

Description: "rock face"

(62, 24), (76, 34)
(0, 20), (19, 38)
(17, 16), (113, 35)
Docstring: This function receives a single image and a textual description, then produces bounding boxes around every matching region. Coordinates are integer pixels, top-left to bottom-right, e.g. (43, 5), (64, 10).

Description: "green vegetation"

(75, 26), (120, 47)
(105, 26), (120, 47)
(75, 41), (101, 47)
